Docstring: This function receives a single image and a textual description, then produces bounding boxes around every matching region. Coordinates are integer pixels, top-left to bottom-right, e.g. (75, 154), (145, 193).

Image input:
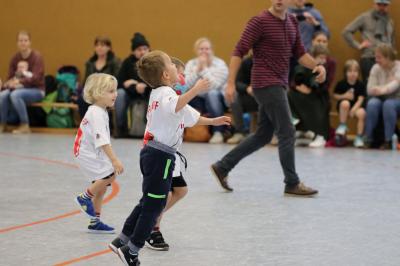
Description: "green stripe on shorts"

(163, 159), (172, 179)
(147, 193), (166, 199)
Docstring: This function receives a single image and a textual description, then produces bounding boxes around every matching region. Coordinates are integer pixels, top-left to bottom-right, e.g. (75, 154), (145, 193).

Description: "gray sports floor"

(0, 134), (399, 266)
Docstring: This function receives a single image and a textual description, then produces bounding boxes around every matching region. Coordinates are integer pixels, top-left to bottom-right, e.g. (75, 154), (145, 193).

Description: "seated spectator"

(0, 31), (45, 134)
(311, 31), (336, 93)
(289, 0), (330, 51)
(185, 37), (228, 144)
(288, 44), (330, 148)
(77, 36), (121, 118)
(342, 0), (395, 83)
(333, 60), (366, 148)
(364, 44), (400, 149)
(115, 32), (151, 137)
(226, 55), (258, 144)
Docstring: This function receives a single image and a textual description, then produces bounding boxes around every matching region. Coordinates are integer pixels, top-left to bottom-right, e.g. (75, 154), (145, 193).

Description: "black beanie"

(131, 32), (150, 51)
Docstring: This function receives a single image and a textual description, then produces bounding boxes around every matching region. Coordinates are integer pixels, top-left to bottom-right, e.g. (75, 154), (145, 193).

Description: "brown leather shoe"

(210, 164), (233, 192)
(12, 123), (31, 134)
(284, 182), (318, 196)
(0, 123), (5, 133)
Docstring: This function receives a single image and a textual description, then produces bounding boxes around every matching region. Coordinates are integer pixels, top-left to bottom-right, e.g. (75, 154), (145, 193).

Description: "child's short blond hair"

(343, 59), (360, 76)
(137, 50), (168, 88)
(83, 73), (117, 104)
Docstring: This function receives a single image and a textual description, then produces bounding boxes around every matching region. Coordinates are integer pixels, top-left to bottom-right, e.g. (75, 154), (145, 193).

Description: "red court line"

(0, 152), (120, 234)
(53, 249), (112, 266)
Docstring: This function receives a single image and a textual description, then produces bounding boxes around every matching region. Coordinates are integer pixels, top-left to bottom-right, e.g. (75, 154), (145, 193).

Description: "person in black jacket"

(78, 36), (121, 118)
(226, 55), (258, 144)
(115, 32), (151, 137)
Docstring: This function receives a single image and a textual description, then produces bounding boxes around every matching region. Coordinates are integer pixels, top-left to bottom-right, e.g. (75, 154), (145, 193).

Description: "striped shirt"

(184, 56), (228, 91)
(233, 10), (306, 89)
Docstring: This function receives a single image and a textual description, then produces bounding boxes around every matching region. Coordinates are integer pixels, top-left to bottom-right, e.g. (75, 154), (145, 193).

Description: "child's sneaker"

(145, 231), (169, 251)
(118, 245), (140, 266)
(109, 237), (125, 254)
(291, 117), (300, 126)
(75, 194), (96, 218)
(87, 221), (115, 234)
(335, 124), (348, 135)
(353, 136), (364, 148)
(309, 135), (326, 148)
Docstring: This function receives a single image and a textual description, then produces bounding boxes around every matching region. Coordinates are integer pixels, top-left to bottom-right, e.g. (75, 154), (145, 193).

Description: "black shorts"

(92, 172), (115, 186)
(171, 173), (187, 191)
(336, 99), (366, 111)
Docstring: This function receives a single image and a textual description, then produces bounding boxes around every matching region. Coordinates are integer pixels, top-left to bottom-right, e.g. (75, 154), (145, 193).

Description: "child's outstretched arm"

(175, 78), (210, 113)
(196, 116), (231, 126)
(101, 144), (124, 175)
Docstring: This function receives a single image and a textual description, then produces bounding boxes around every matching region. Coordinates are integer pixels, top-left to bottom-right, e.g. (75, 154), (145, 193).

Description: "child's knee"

(356, 108), (366, 119)
(340, 100), (351, 110)
(173, 187), (188, 199)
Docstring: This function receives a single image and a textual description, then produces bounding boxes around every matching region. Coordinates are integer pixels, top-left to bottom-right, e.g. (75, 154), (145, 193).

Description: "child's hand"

(344, 90), (354, 100)
(212, 116), (231, 126)
(112, 159), (124, 175)
(192, 78), (210, 93)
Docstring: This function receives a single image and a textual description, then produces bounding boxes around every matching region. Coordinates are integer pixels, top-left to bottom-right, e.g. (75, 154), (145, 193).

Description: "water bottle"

(392, 134), (398, 150)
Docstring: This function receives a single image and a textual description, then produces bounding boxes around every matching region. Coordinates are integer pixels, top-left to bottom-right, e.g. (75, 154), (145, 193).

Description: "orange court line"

(0, 151), (78, 169)
(53, 249), (113, 266)
(0, 151), (120, 234)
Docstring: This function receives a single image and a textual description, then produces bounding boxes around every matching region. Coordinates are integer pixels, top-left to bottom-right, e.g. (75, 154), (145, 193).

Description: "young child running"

(145, 57), (197, 251)
(74, 73), (124, 233)
(109, 50), (231, 265)
(333, 60), (367, 148)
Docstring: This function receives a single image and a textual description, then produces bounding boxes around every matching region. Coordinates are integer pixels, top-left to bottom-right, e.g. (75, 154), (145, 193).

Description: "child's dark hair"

(137, 50), (168, 88)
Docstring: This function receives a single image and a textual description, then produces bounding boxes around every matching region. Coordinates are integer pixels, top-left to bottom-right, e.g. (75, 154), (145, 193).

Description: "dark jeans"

(231, 93), (258, 133)
(216, 86), (300, 186)
(360, 57), (375, 84)
(189, 90), (226, 133)
(122, 146), (175, 248)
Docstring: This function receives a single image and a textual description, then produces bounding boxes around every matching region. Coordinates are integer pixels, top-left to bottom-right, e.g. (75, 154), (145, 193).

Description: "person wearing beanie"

(342, 0), (395, 83)
(115, 32), (151, 137)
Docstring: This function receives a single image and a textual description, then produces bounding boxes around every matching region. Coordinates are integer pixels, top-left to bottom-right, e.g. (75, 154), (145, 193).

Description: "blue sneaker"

(75, 194), (96, 218)
(88, 221), (115, 234)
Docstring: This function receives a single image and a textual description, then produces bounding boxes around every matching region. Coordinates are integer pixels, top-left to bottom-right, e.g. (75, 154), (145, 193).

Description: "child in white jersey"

(74, 73), (124, 234)
(109, 51), (231, 266)
(145, 57), (202, 251)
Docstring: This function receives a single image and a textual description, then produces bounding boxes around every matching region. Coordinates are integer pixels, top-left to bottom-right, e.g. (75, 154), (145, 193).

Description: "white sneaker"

(304, 131), (316, 140)
(353, 136), (365, 148)
(209, 132), (224, 144)
(227, 133), (245, 144)
(296, 138), (312, 147)
(295, 131), (305, 138)
(309, 135), (326, 148)
(335, 124), (348, 135)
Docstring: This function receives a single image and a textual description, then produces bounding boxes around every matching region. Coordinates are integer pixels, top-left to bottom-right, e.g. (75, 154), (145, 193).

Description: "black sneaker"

(109, 237), (125, 254)
(210, 163), (233, 192)
(117, 245), (140, 266)
(145, 231), (169, 251)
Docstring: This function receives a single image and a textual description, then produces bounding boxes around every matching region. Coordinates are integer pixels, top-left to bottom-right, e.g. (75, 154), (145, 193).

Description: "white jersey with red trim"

(73, 105), (114, 180)
(143, 86), (200, 176)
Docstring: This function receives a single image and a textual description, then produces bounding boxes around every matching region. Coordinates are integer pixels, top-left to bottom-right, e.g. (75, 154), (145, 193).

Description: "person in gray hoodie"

(342, 0), (395, 83)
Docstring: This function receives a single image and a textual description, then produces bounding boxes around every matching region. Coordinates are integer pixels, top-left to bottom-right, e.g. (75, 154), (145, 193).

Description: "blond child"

(74, 73), (124, 233)
(109, 51), (230, 265)
(333, 60), (367, 147)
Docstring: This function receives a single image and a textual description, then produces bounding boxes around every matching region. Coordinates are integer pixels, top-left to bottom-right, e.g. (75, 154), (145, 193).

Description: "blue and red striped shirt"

(233, 10), (306, 89)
